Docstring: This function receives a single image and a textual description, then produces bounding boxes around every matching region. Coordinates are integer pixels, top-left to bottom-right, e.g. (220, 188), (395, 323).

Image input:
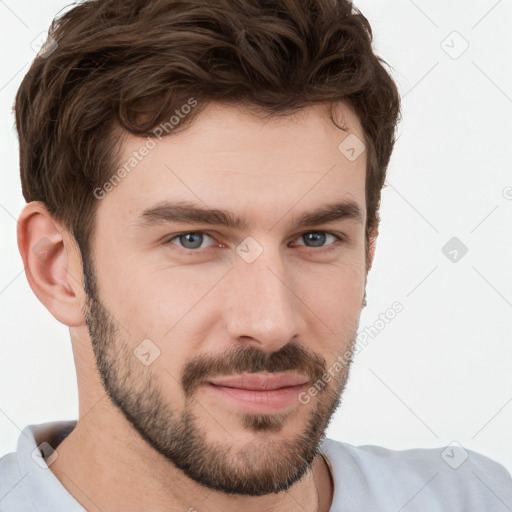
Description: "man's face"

(82, 102), (369, 495)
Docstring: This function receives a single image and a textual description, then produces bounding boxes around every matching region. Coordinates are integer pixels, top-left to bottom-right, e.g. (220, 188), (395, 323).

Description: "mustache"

(181, 341), (327, 398)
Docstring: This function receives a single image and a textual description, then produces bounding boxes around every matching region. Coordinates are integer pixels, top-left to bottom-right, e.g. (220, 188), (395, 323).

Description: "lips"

(203, 373), (311, 413)
(208, 373), (310, 391)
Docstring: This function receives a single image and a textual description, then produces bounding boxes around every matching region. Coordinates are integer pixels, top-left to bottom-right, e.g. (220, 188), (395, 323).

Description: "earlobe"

(16, 201), (86, 327)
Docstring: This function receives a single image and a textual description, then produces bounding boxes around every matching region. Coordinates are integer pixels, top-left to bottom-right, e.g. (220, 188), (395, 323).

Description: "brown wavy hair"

(14, 0), (401, 266)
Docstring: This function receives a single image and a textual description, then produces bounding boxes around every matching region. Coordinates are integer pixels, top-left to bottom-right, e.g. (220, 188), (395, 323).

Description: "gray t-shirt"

(1, 420), (511, 511)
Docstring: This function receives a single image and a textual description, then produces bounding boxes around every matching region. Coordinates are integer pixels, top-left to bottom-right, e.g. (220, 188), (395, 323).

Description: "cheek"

(99, 264), (219, 377)
(294, 262), (365, 348)
(296, 257), (366, 306)
(97, 250), (202, 327)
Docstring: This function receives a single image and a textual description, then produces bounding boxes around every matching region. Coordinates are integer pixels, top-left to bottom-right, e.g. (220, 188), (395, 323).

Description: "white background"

(1, 0), (511, 478)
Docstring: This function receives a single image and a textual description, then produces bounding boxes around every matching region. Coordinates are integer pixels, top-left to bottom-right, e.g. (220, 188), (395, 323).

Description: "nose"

(223, 245), (305, 353)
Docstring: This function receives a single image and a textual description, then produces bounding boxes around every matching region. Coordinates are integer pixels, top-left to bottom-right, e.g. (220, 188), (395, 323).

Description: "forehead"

(97, 102), (367, 228)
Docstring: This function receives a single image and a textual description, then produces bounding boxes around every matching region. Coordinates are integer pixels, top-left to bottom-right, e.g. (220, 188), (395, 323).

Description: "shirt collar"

(16, 420), (85, 512)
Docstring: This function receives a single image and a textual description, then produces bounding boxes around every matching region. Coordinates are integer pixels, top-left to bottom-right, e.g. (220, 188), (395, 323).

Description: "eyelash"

(163, 230), (344, 254)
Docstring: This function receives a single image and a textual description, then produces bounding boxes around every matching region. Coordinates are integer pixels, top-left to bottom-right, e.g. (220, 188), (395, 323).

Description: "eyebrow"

(135, 199), (364, 230)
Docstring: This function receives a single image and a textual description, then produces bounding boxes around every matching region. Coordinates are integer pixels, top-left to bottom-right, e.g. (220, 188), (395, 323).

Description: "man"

(1, 0), (511, 510)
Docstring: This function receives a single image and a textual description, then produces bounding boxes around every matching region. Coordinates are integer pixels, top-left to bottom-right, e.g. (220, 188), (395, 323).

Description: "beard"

(80, 247), (357, 496)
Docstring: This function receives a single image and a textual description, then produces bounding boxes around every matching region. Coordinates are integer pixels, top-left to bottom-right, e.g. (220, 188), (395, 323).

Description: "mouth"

(203, 373), (310, 413)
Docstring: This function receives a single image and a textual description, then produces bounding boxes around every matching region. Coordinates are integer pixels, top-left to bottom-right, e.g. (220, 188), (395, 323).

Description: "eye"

(162, 230), (344, 253)
(291, 231), (343, 251)
(164, 231), (217, 250)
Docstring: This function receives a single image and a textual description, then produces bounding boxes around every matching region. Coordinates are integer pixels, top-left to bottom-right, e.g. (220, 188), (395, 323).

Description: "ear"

(17, 201), (86, 327)
(366, 223), (379, 273)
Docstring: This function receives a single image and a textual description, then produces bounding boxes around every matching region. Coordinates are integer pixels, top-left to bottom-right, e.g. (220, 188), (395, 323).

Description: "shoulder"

(0, 421), (82, 512)
(320, 437), (512, 511)
(0, 451), (35, 510)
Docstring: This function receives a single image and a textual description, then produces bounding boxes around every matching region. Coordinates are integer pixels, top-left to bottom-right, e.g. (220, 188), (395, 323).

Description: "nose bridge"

(224, 242), (301, 351)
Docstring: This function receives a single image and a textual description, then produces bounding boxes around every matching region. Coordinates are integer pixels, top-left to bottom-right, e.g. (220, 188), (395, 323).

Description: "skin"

(17, 101), (377, 512)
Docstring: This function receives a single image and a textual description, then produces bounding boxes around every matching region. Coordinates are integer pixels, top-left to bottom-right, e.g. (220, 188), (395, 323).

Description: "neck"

(49, 403), (333, 512)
